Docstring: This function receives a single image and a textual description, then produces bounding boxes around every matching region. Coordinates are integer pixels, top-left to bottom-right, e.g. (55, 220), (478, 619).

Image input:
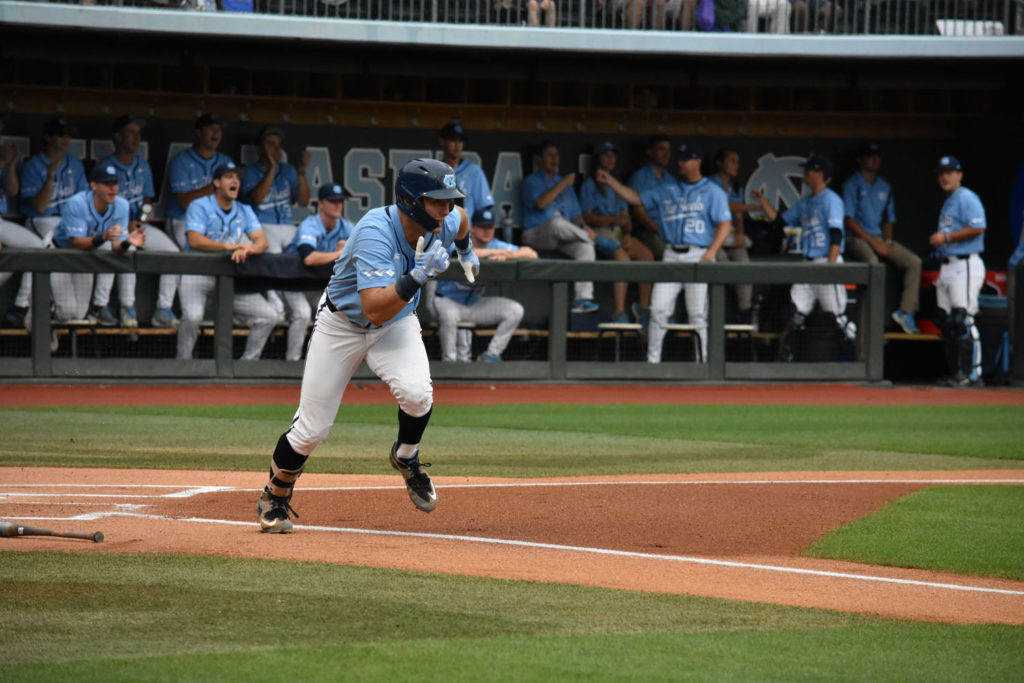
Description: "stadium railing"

(0, 249), (891, 382)
(21, 0), (1024, 35)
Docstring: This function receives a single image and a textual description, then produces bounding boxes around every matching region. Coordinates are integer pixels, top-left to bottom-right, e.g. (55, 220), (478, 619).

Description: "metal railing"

(0, 249), (890, 382)
(26, 0), (1024, 34)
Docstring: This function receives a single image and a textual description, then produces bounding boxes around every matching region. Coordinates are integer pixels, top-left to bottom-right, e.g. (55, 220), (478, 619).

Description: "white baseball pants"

(177, 274), (278, 360)
(434, 294), (525, 361)
(647, 246), (707, 363)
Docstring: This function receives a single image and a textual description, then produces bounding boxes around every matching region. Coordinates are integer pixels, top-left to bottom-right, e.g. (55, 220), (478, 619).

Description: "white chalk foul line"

(8, 510), (1024, 598)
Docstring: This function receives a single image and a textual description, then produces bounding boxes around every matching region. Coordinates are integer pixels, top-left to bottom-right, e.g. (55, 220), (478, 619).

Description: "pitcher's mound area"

(2, 467), (1023, 625)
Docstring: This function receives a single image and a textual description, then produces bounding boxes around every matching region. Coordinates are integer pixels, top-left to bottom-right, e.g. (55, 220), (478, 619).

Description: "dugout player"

(256, 158), (479, 533)
(928, 156), (987, 388)
(754, 153), (856, 362)
(439, 122), (494, 223)
(167, 113), (234, 249)
(0, 114), (40, 330)
(177, 162), (276, 361)
(20, 116), (88, 241)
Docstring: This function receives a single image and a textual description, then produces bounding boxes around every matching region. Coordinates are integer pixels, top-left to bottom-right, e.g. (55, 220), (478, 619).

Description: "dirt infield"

(2, 383), (1023, 625)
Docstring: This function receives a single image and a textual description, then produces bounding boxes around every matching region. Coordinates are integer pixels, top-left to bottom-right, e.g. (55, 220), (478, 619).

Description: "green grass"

(2, 404), (1022, 475)
(1, 552), (1021, 681)
(805, 485), (1024, 580)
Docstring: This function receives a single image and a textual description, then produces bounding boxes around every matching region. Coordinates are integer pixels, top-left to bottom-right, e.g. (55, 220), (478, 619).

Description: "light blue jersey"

(436, 236), (518, 306)
(19, 152), (88, 217)
(453, 158), (493, 222)
(182, 194), (263, 252)
(707, 173), (743, 205)
(781, 188), (845, 259)
(242, 161), (302, 225)
(168, 148), (234, 219)
(579, 177), (628, 217)
(842, 173), (895, 237)
(640, 177), (731, 247)
(628, 164), (678, 194)
(936, 187), (986, 258)
(52, 190), (131, 248)
(326, 206), (460, 329)
(520, 172), (582, 230)
(0, 164), (10, 214)
(98, 154), (155, 221)
(285, 213), (355, 255)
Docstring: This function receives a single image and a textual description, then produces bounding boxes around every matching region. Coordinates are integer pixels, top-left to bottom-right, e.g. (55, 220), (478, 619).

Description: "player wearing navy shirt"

(255, 159), (478, 532)
(177, 162), (276, 361)
(167, 113), (234, 248)
(928, 156), (987, 387)
(842, 142), (922, 335)
(98, 115), (181, 328)
(51, 164), (144, 324)
(755, 153), (856, 362)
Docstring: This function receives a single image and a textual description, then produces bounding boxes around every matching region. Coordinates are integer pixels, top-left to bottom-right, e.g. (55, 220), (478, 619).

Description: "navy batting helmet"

(395, 158), (465, 231)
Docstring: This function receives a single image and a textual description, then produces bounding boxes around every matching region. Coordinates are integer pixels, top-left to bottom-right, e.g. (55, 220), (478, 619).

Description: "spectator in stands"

(650, 0), (692, 29)
(580, 141), (655, 326)
(167, 113), (235, 249)
(528, 0), (556, 26)
(278, 183), (356, 361)
(709, 147), (760, 323)
(791, 0), (842, 32)
(747, 0), (790, 33)
(753, 153), (856, 362)
(439, 122), (494, 223)
(434, 207), (537, 362)
(178, 162), (275, 361)
(519, 139), (600, 314)
(19, 116), (88, 242)
(627, 135), (671, 261)
(928, 156), (987, 388)
(98, 114), (182, 328)
(50, 164), (145, 324)
(842, 142), (922, 335)
(0, 115), (41, 330)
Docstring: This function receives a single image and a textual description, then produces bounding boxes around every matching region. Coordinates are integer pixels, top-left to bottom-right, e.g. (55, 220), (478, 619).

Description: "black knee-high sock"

(266, 433), (308, 499)
(396, 407), (432, 456)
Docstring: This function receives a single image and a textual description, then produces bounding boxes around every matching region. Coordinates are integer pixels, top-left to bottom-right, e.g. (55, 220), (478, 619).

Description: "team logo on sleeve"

(443, 174), (457, 189)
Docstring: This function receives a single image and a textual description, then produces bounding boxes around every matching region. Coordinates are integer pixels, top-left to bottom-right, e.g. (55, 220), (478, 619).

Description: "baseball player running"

(256, 158), (478, 533)
(754, 153), (855, 362)
(928, 155), (987, 387)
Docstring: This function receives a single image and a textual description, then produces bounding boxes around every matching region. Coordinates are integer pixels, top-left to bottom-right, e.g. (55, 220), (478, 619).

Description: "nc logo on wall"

(743, 153), (812, 214)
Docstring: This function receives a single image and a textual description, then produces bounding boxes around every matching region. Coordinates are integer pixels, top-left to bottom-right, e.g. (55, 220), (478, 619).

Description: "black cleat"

(389, 442), (437, 513)
(257, 488), (298, 533)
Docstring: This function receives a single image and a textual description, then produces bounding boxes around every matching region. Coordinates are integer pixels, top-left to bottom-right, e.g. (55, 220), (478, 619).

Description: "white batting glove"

(457, 245), (479, 284)
(411, 236), (451, 284)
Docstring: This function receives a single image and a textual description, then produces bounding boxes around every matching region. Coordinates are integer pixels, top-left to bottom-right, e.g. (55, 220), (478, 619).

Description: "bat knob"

(93, 532), (104, 543)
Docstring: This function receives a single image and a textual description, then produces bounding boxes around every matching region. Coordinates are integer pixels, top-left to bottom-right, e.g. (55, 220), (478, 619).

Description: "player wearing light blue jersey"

(928, 156), (987, 387)
(627, 144), (731, 363)
(434, 206), (536, 362)
(177, 162), (276, 362)
(167, 113), (234, 248)
(99, 115), (181, 328)
(255, 159), (476, 532)
(709, 148), (761, 321)
(242, 127), (310, 234)
(439, 122), (494, 223)
(756, 153), (856, 362)
(20, 117), (88, 242)
(520, 140), (599, 314)
(842, 142), (922, 335)
(50, 164), (144, 324)
(0, 116), (40, 330)
(627, 135), (674, 260)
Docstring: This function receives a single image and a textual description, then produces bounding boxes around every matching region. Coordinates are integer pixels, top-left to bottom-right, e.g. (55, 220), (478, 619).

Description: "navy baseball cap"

(439, 122), (467, 141)
(318, 183), (350, 201)
(677, 143), (703, 160)
(213, 162), (241, 179)
(472, 207), (496, 227)
(89, 163), (119, 183)
(195, 113), (226, 130)
(856, 141), (881, 158)
(801, 153), (832, 175)
(592, 141), (617, 158)
(936, 156), (962, 172)
(44, 116), (74, 136)
(112, 115), (145, 134)
(258, 127), (284, 142)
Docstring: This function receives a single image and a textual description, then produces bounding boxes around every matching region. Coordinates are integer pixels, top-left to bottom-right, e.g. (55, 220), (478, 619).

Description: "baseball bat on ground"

(0, 520), (103, 543)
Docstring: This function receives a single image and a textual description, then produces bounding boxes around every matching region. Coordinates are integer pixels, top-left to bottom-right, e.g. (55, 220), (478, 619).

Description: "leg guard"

(266, 432), (309, 499)
(941, 308), (969, 379)
(777, 308), (805, 363)
(397, 406), (432, 453)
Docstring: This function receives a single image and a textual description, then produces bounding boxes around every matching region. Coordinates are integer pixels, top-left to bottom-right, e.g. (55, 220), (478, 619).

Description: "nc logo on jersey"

(443, 174), (457, 189)
(744, 153), (812, 215)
